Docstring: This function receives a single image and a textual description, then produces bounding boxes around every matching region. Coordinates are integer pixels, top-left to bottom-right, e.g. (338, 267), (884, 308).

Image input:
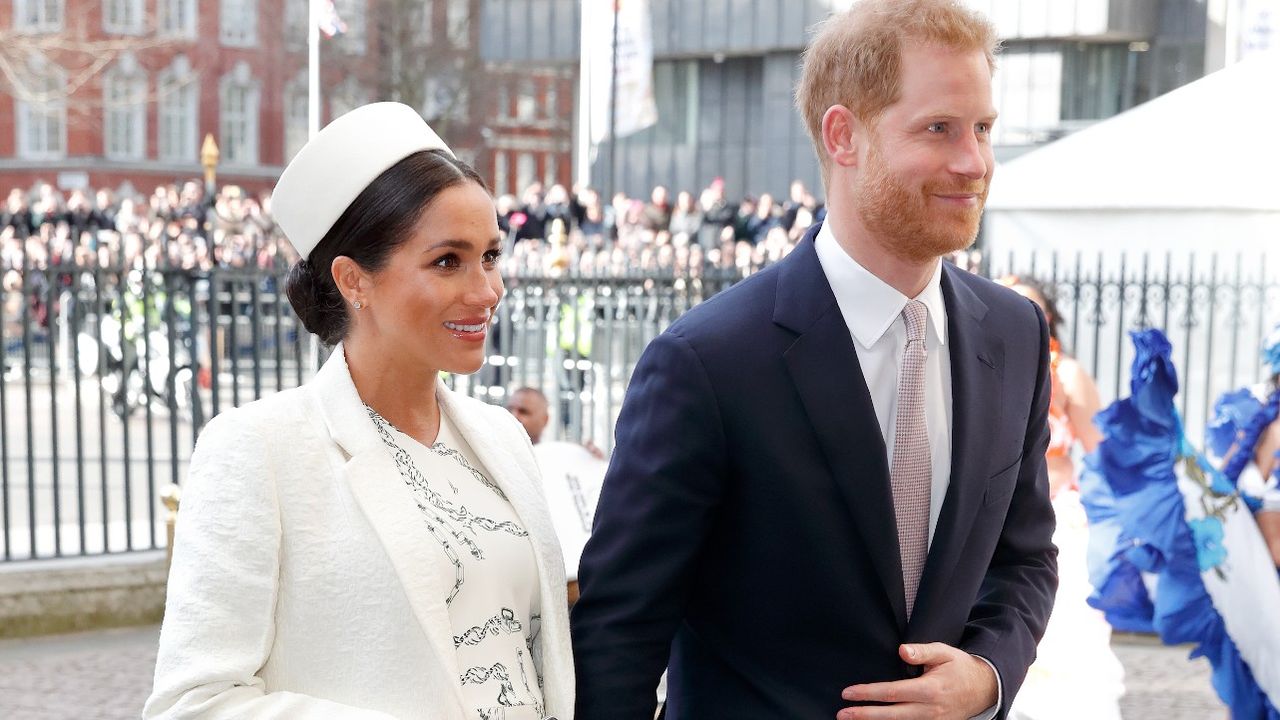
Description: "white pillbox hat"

(272, 102), (453, 260)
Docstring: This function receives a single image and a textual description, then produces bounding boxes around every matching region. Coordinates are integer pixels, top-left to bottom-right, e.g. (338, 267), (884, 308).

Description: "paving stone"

(0, 624), (1238, 719)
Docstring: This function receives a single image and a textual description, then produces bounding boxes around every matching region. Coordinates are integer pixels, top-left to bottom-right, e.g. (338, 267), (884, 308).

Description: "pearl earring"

(353, 300), (363, 310)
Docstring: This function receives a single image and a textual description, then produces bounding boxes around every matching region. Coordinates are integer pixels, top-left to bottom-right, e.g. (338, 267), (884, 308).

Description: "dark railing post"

(71, 268), (86, 555)
(0, 257), (9, 560)
(1, 249), (1279, 563)
(21, 235), (37, 558)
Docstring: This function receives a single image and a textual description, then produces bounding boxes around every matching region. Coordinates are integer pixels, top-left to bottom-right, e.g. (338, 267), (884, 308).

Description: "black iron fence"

(2, 251), (1277, 561)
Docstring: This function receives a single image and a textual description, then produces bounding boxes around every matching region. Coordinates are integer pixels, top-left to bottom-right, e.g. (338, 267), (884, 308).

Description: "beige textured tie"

(892, 300), (931, 617)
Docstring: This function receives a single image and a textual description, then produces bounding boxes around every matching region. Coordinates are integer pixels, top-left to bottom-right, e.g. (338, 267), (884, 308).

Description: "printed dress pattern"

(368, 407), (546, 719)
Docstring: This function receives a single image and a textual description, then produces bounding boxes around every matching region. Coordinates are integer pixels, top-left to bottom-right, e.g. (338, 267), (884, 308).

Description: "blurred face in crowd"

(790, 180), (807, 204)
(506, 388), (550, 443)
(651, 186), (669, 207)
(345, 181), (504, 376)
(851, 44), (995, 264)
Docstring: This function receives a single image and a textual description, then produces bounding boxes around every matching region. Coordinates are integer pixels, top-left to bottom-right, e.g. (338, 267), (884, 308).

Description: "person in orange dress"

(999, 275), (1125, 720)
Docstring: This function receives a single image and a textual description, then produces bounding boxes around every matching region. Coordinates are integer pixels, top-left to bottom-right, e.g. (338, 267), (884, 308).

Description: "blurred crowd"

(496, 177), (826, 276)
(1, 181), (293, 278)
(1, 177), (834, 282)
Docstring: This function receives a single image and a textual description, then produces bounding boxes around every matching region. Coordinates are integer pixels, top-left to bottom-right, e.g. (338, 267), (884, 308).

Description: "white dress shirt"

(814, 221), (952, 544)
(814, 220), (1001, 720)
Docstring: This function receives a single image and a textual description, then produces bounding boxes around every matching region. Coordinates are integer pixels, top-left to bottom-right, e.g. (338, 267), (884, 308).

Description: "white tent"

(983, 51), (1280, 273)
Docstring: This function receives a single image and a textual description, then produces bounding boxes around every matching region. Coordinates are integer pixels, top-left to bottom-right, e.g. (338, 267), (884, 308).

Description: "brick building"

(0, 0), (565, 199)
(483, 64), (575, 197)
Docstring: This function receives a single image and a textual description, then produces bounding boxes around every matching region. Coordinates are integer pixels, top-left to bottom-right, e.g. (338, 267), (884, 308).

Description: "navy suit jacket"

(571, 224), (1058, 719)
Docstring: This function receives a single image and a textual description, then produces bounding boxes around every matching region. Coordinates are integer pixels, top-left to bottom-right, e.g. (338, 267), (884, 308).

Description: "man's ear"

(821, 105), (863, 171)
(330, 255), (370, 307)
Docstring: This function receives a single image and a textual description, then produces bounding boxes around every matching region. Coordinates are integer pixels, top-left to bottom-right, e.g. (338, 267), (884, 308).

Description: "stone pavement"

(0, 625), (159, 720)
(0, 625), (1226, 719)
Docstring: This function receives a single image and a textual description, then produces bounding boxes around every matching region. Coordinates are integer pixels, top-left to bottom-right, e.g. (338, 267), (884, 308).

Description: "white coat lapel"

(308, 346), (468, 715)
(436, 384), (575, 715)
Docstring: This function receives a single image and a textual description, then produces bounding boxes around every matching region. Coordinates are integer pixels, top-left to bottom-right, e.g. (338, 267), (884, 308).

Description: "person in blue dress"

(1085, 325), (1280, 719)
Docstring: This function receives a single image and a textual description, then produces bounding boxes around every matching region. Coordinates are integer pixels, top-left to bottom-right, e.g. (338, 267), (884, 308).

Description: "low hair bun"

(285, 258), (348, 346)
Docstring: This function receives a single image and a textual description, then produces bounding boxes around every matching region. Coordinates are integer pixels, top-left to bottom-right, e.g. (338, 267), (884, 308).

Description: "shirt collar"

(814, 220), (948, 350)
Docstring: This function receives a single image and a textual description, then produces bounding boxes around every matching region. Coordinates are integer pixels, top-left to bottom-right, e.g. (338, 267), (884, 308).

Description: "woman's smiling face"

(358, 181), (504, 375)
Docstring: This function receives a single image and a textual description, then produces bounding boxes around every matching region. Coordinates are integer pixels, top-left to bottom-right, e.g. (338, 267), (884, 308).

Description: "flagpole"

(574, 0), (592, 190)
(608, 0), (619, 199)
(308, 0), (321, 139)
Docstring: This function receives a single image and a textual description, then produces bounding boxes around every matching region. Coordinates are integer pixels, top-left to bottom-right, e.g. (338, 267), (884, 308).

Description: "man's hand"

(836, 643), (998, 719)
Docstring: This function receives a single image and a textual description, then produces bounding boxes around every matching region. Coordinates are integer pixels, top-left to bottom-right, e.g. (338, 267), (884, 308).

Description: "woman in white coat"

(144, 103), (573, 720)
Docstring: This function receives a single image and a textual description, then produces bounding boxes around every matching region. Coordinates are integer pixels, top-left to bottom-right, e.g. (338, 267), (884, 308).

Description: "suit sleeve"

(571, 330), (728, 720)
(143, 412), (397, 720)
(960, 301), (1059, 718)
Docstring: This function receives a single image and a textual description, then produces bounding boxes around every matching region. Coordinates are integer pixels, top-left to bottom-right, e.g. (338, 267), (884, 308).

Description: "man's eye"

(927, 122), (947, 133)
(976, 122), (992, 134)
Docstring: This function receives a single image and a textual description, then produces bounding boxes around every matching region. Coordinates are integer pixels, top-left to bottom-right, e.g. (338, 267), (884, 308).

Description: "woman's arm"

(1255, 419), (1280, 568)
(144, 411), (397, 720)
(1059, 357), (1104, 453)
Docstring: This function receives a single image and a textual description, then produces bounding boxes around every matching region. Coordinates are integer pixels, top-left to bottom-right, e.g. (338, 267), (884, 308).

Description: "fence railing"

(2, 251), (1277, 561)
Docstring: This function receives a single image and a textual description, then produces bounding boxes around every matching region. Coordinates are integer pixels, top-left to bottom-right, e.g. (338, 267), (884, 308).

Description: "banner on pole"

(582, 0), (658, 146)
(318, 0), (348, 38)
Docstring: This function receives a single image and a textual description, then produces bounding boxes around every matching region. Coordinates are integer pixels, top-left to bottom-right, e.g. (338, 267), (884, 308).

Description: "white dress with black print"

(368, 406), (545, 720)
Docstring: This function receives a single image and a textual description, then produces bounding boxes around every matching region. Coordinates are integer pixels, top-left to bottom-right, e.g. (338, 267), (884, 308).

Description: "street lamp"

(200, 134), (220, 243)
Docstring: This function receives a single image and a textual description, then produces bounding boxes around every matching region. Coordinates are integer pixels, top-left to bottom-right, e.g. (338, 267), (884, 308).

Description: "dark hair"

(285, 150), (487, 345)
(999, 275), (1064, 344)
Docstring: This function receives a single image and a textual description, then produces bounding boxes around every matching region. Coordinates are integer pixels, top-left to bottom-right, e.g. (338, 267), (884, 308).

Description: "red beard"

(856, 142), (987, 264)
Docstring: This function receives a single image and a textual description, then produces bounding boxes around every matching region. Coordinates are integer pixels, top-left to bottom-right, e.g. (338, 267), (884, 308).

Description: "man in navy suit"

(570, 1), (1058, 718)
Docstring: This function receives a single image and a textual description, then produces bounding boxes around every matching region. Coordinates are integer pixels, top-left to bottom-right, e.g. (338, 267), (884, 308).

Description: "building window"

(446, 0), (469, 48)
(991, 42), (1065, 146)
(515, 79), (536, 121)
(330, 77), (368, 121)
(158, 0), (197, 38)
(335, 0), (367, 55)
(544, 83), (557, 119)
(644, 60), (697, 145)
(284, 74), (309, 162)
(493, 151), (509, 196)
(220, 0), (258, 47)
(423, 60), (467, 123)
(284, 0), (307, 49)
(544, 153), (558, 187)
(1061, 42), (1146, 122)
(103, 0), (143, 34)
(516, 152), (535, 195)
(495, 84), (510, 120)
(14, 0), (64, 31)
(103, 55), (147, 160)
(219, 62), (260, 165)
(158, 55), (198, 162)
(412, 0), (434, 46)
(15, 58), (66, 159)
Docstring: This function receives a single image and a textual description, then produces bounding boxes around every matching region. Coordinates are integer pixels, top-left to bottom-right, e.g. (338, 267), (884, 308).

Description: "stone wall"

(0, 551), (167, 638)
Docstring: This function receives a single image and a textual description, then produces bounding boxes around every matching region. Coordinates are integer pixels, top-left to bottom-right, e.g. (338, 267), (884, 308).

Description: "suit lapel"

(910, 266), (1004, 634)
(308, 346), (468, 711)
(776, 232), (908, 631)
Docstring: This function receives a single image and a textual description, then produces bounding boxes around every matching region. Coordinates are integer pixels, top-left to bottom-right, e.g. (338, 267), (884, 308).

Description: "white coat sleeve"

(143, 411), (398, 720)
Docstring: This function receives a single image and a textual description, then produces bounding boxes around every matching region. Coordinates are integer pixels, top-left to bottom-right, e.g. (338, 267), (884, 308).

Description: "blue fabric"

(1083, 328), (1280, 718)
(1207, 388), (1265, 459)
(1263, 323), (1280, 378)
(1078, 455), (1155, 633)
